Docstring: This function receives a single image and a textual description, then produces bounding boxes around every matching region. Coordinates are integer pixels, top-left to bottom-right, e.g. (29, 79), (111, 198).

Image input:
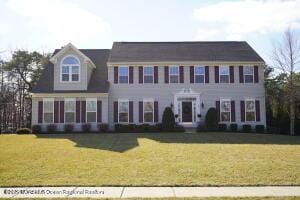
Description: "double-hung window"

(144, 100), (154, 123)
(144, 66), (154, 83)
(119, 66), (129, 84)
(43, 99), (54, 123)
(195, 66), (205, 83)
(65, 99), (75, 123)
(118, 100), (129, 123)
(86, 99), (97, 122)
(244, 66), (254, 83)
(220, 99), (231, 122)
(245, 99), (255, 121)
(219, 66), (229, 83)
(169, 66), (179, 83)
(61, 56), (80, 82)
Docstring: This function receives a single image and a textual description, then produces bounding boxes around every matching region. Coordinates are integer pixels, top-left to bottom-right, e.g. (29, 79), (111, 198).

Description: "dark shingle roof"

(32, 49), (110, 93)
(108, 41), (264, 62)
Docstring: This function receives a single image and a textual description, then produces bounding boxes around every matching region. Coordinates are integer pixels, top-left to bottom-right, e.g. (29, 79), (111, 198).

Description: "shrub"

(205, 107), (218, 131)
(47, 124), (57, 133)
(196, 124), (207, 132)
(218, 123), (227, 132)
(98, 123), (109, 132)
(82, 123), (91, 132)
(174, 124), (185, 132)
(115, 124), (132, 133)
(16, 128), (31, 134)
(230, 123), (238, 132)
(161, 107), (175, 132)
(31, 125), (42, 134)
(266, 126), (281, 134)
(64, 124), (74, 132)
(242, 124), (252, 133)
(255, 125), (265, 133)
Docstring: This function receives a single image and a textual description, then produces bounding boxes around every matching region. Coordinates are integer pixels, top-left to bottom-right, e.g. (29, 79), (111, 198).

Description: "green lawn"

(0, 132), (299, 186)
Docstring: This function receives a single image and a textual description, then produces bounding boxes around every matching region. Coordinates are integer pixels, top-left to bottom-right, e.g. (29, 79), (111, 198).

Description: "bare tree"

(273, 28), (300, 135)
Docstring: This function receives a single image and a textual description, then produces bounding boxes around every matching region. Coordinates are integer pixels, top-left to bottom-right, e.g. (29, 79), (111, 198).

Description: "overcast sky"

(1, 0), (300, 64)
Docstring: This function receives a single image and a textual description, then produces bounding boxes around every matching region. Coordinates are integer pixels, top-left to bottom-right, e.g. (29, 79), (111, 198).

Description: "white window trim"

(118, 66), (129, 84)
(194, 65), (205, 84)
(169, 65), (179, 84)
(64, 98), (76, 123)
(243, 65), (254, 84)
(143, 99), (154, 123)
(118, 99), (129, 123)
(43, 98), (54, 124)
(245, 98), (256, 122)
(86, 98), (97, 123)
(143, 66), (154, 84)
(220, 98), (231, 122)
(219, 65), (230, 84)
(60, 55), (81, 83)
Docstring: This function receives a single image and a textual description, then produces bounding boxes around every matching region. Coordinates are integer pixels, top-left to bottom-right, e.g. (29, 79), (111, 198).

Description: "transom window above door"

(195, 66), (205, 83)
(144, 66), (154, 83)
(219, 66), (229, 83)
(61, 56), (80, 82)
(169, 66), (179, 83)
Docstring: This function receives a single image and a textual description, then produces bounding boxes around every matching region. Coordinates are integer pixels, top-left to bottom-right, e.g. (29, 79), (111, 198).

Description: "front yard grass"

(0, 132), (299, 186)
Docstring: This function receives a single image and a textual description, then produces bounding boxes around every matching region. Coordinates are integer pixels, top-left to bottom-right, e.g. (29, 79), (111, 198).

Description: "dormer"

(50, 43), (96, 91)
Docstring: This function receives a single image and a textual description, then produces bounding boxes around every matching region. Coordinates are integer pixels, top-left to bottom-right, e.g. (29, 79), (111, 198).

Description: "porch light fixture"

(201, 102), (204, 108)
(170, 103), (174, 109)
(197, 114), (202, 118)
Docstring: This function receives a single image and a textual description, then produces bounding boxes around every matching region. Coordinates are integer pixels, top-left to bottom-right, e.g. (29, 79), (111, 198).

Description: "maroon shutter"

(231, 101), (235, 122)
(254, 65), (259, 83)
(255, 100), (260, 121)
(190, 66), (194, 83)
(164, 66), (169, 83)
(154, 101), (158, 122)
(129, 101), (133, 123)
(54, 101), (59, 123)
(139, 101), (143, 123)
(215, 66), (219, 83)
(230, 66), (234, 83)
(114, 101), (118, 123)
(114, 66), (118, 84)
(81, 101), (86, 123)
(205, 66), (209, 83)
(216, 101), (220, 122)
(139, 66), (143, 84)
(239, 66), (244, 83)
(240, 101), (245, 122)
(154, 66), (158, 83)
(60, 101), (64, 123)
(38, 101), (43, 123)
(179, 66), (184, 83)
(97, 100), (102, 123)
(76, 101), (80, 123)
(129, 66), (134, 84)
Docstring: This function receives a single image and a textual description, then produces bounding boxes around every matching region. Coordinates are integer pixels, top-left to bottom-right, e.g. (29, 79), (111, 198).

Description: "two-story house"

(32, 42), (266, 131)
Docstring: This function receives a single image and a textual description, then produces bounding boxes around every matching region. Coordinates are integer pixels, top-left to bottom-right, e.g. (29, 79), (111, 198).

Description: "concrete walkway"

(0, 186), (299, 198)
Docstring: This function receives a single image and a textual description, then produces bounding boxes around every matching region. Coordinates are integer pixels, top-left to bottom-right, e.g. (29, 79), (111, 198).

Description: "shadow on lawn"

(34, 132), (300, 153)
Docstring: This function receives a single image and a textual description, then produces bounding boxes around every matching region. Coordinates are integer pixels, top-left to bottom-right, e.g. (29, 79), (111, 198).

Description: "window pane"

(169, 66), (179, 75)
(62, 66), (69, 73)
(245, 75), (253, 83)
(62, 56), (79, 65)
(119, 102), (128, 112)
(119, 67), (128, 76)
(119, 76), (128, 83)
(195, 75), (204, 83)
(44, 113), (53, 123)
(144, 66), (153, 75)
(195, 66), (204, 74)
(144, 102), (153, 112)
(72, 66), (79, 73)
(220, 66), (229, 75)
(246, 112), (255, 121)
(86, 101), (96, 112)
(221, 112), (230, 122)
(65, 101), (75, 112)
(65, 112), (75, 123)
(244, 66), (253, 74)
(44, 101), (53, 112)
(72, 74), (79, 81)
(62, 74), (69, 81)
(246, 101), (255, 111)
(144, 112), (153, 122)
(144, 76), (153, 83)
(170, 75), (179, 83)
(119, 113), (128, 123)
(87, 112), (96, 122)
(220, 75), (229, 83)
(221, 101), (230, 112)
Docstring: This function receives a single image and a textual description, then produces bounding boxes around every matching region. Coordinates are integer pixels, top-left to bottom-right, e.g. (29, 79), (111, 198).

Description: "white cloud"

(193, 0), (300, 40)
(4, 0), (111, 50)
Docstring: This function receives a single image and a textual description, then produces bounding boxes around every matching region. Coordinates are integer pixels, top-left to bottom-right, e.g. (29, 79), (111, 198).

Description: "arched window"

(61, 56), (80, 82)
